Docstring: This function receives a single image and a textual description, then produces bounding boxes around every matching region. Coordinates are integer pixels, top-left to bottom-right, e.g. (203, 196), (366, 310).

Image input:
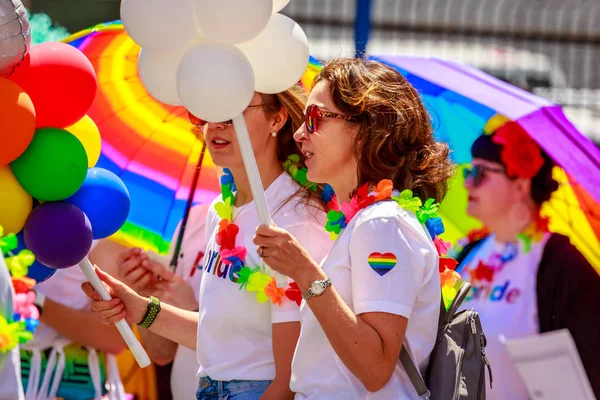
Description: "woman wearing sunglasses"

(253, 58), (455, 399)
(82, 85), (332, 400)
(454, 122), (600, 400)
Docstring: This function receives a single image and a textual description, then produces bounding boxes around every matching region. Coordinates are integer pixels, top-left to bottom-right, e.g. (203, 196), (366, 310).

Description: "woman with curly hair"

(453, 120), (600, 399)
(253, 58), (455, 399)
(82, 85), (333, 400)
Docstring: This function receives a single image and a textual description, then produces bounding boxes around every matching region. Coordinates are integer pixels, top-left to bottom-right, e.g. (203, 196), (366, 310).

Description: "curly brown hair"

(260, 86), (327, 212)
(313, 58), (455, 203)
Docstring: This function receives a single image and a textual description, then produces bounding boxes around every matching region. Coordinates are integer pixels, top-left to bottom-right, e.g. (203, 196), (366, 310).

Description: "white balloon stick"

(232, 113), (288, 288)
(78, 257), (151, 368)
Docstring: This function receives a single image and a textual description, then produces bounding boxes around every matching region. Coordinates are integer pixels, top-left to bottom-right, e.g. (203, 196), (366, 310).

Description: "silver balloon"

(0, 0), (30, 77)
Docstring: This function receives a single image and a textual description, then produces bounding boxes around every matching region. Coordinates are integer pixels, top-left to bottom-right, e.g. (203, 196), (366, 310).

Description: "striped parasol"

(62, 21), (321, 254)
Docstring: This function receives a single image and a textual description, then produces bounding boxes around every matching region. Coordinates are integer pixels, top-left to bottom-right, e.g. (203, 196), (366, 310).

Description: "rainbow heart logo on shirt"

(368, 252), (397, 276)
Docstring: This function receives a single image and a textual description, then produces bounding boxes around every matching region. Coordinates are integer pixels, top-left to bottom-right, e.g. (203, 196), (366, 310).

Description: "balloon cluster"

(0, 41), (130, 281)
(123, 0), (309, 122)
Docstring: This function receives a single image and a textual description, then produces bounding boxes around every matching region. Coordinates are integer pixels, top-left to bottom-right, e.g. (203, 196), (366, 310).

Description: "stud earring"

(271, 131), (277, 137)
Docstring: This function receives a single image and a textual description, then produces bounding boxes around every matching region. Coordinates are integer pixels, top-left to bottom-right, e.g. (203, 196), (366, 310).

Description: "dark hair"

(313, 58), (454, 203)
(471, 134), (559, 205)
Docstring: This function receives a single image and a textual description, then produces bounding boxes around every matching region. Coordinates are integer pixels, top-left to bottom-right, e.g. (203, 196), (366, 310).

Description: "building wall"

(31, 0), (120, 32)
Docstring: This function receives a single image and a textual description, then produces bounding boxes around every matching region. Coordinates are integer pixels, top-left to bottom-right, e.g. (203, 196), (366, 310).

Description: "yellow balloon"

(0, 165), (32, 233)
(65, 115), (102, 167)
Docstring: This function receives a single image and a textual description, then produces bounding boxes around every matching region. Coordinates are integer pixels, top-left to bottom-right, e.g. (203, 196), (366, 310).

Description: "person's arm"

(91, 240), (198, 364)
(543, 238), (600, 397)
(138, 328), (179, 366)
(40, 298), (126, 355)
(260, 322), (301, 400)
(137, 268), (201, 365)
(91, 242), (179, 362)
(81, 267), (199, 350)
(254, 216), (428, 392)
(295, 268), (408, 392)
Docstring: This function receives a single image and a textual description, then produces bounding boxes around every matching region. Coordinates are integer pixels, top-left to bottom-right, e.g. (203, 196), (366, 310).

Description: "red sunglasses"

(187, 104), (265, 127)
(303, 104), (360, 133)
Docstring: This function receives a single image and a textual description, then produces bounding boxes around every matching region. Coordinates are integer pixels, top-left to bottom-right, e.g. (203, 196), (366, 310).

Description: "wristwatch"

(302, 278), (332, 300)
(138, 296), (161, 329)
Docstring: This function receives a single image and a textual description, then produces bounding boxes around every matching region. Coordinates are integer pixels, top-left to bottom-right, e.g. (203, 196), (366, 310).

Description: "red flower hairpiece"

(491, 122), (544, 179)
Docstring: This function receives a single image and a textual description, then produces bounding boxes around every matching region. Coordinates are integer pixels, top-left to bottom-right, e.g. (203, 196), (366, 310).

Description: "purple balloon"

(24, 202), (93, 269)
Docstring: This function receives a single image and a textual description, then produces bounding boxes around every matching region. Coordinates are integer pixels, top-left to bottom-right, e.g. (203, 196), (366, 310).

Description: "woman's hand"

(116, 248), (156, 296)
(81, 266), (149, 326)
(140, 260), (198, 311)
(117, 248), (176, 297)
(253, 225), (321, 287)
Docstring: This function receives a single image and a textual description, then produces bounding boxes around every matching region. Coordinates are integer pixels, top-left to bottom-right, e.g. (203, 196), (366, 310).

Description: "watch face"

(311, 281), (324, 295)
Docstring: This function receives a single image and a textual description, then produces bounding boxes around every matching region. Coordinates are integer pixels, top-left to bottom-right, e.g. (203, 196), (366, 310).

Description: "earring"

(508, 203), (532, 228)
(271, 131), (277, 137)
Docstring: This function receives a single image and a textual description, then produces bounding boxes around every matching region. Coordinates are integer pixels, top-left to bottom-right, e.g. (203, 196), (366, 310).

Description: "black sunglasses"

(463, 165), (505, 187)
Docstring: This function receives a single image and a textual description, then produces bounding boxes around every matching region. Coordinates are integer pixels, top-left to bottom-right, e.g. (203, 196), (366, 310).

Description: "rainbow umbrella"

(61, 21), (322, 254)
(371, 55), (600, 272)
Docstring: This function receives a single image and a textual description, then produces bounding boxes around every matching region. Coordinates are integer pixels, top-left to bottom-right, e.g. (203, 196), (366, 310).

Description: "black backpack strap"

(455, 238), (485, 267)
(400, 345), (431, 399)
(400, 281), (472, 399)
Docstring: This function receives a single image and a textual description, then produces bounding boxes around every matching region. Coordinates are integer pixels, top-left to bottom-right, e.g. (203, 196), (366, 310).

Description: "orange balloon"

(0, 78), (36, 166)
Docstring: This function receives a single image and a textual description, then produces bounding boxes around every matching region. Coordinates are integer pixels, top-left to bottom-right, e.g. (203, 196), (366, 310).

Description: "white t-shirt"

(196, 172), (331, 381)
(0, 253), (25, 400)
(457, 233), (549, 400)
(167, 204), (209, 400)
(291, 200), (441, 399)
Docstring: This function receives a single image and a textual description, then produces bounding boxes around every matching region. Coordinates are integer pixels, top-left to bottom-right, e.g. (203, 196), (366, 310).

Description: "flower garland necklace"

(215, 156), (462, 309)
(213, 158), (314, 307)
(455, 216), (550, 285)
(323, 179), (462, 310)
(0, 226), (39, 353)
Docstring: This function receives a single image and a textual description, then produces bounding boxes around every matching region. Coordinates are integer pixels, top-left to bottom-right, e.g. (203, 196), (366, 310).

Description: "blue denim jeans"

(196, 376), (272, 400)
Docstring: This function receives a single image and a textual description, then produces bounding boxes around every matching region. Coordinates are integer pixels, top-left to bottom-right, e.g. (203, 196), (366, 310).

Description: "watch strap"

(138, 296), (161, 329)
(302, 278), (331, 300)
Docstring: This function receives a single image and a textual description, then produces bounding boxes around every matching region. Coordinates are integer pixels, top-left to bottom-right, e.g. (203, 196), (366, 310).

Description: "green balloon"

(11, 127), (88, 201)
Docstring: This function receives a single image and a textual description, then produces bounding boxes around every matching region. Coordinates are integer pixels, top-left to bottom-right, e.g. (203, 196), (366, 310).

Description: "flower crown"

(483, 114), (544, 179)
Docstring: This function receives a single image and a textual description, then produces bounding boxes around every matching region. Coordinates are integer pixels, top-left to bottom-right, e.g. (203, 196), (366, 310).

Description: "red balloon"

(9, 42), (97, 129)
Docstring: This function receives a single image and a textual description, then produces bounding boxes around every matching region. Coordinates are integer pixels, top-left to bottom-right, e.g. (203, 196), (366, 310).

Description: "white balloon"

(193, 0), (273, 45)
(121, 0), (200, 51)
(138, 45), (197, 106)
(177, 42), (255, 122)
(0, 0), (30, 77)
(238, 14), (309, 94)
(273, 0), (290, 12)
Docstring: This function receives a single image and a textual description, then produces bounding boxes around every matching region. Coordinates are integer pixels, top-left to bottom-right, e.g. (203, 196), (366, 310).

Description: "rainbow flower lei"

(214, 163), (306, 306)
(453, 216), (550, 285)
(215, 156), (461, 309)
(0, 226), (38, 353)
(324, 179), (462, 309)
